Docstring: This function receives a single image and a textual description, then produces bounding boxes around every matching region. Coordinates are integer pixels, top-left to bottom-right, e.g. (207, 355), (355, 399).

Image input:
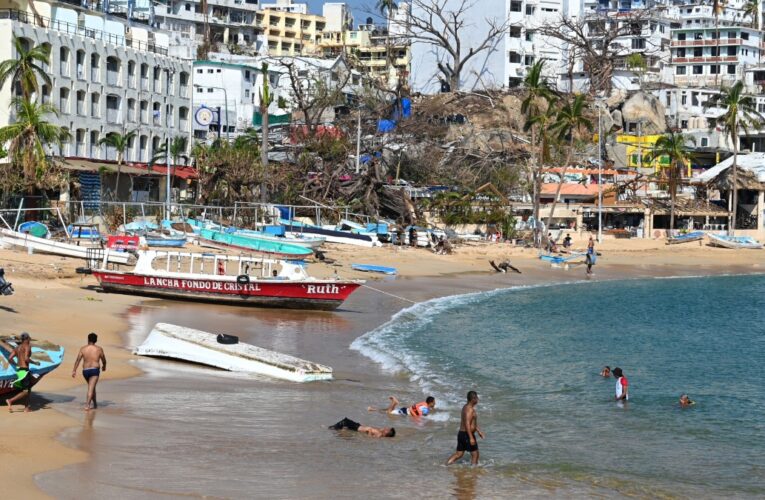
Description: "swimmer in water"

(600, 366), (611, 378)
(679, 394), (695, 407)
(368, 395), (436, 418)
(329, 417), (395, 438)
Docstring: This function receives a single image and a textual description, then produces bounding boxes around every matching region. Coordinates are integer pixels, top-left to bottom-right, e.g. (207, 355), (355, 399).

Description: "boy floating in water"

(368, 395), (436, 418)
(600, 366), (611, 378)
(329, 417), (395, 438)
(679, 394), (695, 407)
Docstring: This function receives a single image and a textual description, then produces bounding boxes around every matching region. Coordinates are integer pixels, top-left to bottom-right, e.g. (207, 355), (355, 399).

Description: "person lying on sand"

(679, 394), (695, 407)
(329, 417), (395, 438)
(368, 396), (435, 417)
(489, 260), (521, 274)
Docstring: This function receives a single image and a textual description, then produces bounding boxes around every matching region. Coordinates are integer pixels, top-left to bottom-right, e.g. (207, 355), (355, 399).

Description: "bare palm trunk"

(260, 106), (269, 204)
(545, 137), (574, 231)
(531, 127), (541, 247)
(730, 132), (738, 235)
(669, 162), (676, 233)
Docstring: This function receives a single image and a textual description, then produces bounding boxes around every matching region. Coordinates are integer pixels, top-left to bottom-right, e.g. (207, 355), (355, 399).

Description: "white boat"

(134, 323), (333, 382)
(0, 228), (131, 264)
(707, 233), (763, 249)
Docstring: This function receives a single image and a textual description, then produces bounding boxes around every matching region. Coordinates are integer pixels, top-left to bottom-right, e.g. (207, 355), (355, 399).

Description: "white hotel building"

(0, 0), (192, 165)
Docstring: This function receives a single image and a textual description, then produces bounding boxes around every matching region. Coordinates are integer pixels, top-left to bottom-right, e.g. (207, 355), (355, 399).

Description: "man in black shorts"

(446, 391), (484, 465)
(329, 417), (395, 438)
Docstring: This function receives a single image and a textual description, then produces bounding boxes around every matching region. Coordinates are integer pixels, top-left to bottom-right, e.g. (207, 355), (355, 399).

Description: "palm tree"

(0, 97), (70, 190)
(545, 94), (593, 231)
(151, 136), (189, 167)
(376, 0), (398, 17)
(705, 81), (763, 234)
(522, 61), (557, 246)
(647, 131), (695, 233)
(743, 0), (759, 29)
(99, 129), (137, 197)
(259, 62), (273, 204)
(0, 36), (52, 100)
(233, 128), (260, 150)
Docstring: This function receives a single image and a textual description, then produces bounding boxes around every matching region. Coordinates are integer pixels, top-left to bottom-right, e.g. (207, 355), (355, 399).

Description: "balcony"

(60, 60), (69, 77)
(76, 100), (85, 116)
(76, 141), (86, 157)
(672, 38), (742, 47)
(179, 84), (189, 98)
(91, 67), (99, 83)
(140, 77), (149, 91)
(106, 69), (119, 86)
(672, 56), (738, 63)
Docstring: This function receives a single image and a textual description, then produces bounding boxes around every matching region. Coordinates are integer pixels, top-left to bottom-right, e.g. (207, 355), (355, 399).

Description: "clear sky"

(305, 0), (386, 27)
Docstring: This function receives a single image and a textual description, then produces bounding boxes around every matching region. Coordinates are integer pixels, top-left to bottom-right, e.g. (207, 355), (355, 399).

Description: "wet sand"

(0, 239), (763, 498)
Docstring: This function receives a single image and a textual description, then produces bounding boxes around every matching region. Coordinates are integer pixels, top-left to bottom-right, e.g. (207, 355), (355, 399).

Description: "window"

(59, 47), (70, 77)
(525, 4), (534, 14)
(216, 69), (221, 73)
(244, 89), (250, 98)
(678, 33), (686, 41)
(525, 31), (533, 42)
(728, 31), (736, 39)
(728, 64), (736, 74)
(710, 47), (720, 57)
(509, 52), (521, 63)
(76, 90), (85, 115)
(90, 53), (100, 82)
(742, 32), (749, 40)
(632, 38), (646, 50)
(196, 87), (203, 93)
(90, 92), (100, 118)
(710, 65), (720, 74)
(59, 88), (70, 113)
(681, 120), (688, 128)
(510, 0), (522, 12)
(196, 68), (203, 73)
(208, 88), (214, 93)
(694, 32), (703, 40)
(681, 94), (687, 105)
(676, 66), (687, 75)
(759, 103), (765, 113)
(244, 70), (251, 81)
(510, 26), (521, 38)
(207, 69), (214, 73)
(185, 3), (190, 10)
(728, 46), (737, 56)
(692, 65), (703, 74)
(701, 137), (708, 147)
(677, 48), (686, 57)
(524, 55), (534, 65)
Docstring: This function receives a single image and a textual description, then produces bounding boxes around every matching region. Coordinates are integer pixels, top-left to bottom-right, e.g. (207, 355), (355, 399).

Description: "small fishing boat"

(67, 224), (100, 239)
(539, 252), (587, 267)
(280, 219), (380, 247)
(667, 231), (705, 245)
(90, 250), (363, 310)
(351, 264), (397, 275)
(0, 335), (65, 395)
(18, 221), (50, 238)
(0, 228), (131, 264)
(235, 228), (326, 250)
(198, 228), (313, 258)
(134, 323), (333, 382)
(707, 233), (763, 249)
(143, 234), (187, 248)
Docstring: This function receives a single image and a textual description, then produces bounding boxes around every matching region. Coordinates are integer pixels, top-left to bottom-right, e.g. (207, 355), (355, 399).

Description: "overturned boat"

(134, 323), (333, 382)
(707, 233), (763, 249)
(90, 250), (363, 310)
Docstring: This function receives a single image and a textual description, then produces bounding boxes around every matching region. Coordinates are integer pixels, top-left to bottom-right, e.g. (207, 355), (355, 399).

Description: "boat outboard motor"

(0, 268), (13, 296)
(216, 333), (239, 345)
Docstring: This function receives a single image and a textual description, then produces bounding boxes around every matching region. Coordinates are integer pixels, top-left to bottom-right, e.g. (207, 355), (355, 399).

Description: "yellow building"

(615, 134), (694, 175)
(256, 8), (325, 56)
(319, 24), (410, 89)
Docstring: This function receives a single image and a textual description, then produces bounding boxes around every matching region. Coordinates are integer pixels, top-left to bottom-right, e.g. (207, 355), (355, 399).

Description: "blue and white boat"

(707, 233), (763, 249)
(0, 335), (65, 396)
(667, 231), (704, 245)
(351, 264), (397, 275)
(143, 234), (187, 248)
(280, 219), (381, 247)
(18, 221), (49, 238)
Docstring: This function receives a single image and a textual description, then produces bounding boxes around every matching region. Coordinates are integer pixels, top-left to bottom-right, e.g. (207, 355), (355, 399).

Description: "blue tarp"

(377, 119), (397, 133)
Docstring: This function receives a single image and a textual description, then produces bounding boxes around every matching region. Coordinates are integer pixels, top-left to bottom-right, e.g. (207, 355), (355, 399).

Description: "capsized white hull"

(0, 228), (131, 264)
(134, 323), (333, 382)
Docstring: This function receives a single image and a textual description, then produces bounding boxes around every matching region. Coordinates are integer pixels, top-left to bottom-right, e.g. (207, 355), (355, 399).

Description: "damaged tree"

(392, 0), (508, 91)
(538, 10), (657, 95)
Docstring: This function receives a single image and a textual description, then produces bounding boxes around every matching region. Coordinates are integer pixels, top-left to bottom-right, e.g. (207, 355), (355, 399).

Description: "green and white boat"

(197, 228), (313, 258)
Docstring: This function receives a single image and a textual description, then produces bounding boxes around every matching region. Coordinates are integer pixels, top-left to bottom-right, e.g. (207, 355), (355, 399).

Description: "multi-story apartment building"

(256, 0), (326, 56)
(151, 0), (262, 58)
(666, 26), (762, 89)
(320, 23), (410, 89)
(0, 0), (192, 165)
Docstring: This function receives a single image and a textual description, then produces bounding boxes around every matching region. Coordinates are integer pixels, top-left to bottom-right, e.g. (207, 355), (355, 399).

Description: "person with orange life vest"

(367, 395), (436, 417)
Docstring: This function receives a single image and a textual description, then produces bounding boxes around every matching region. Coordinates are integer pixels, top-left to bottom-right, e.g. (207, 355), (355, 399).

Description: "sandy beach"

(0, 235), (763, 498)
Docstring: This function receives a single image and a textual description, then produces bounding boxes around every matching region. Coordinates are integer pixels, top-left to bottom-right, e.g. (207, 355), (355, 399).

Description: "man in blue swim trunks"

(71, 333), (107, 411)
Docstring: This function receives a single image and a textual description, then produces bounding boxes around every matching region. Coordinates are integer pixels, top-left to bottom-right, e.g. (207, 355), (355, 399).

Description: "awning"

(59, 157), (198, 179)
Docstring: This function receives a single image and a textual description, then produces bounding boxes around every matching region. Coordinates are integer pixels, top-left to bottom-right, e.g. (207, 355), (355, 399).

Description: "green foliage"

(0, 36), (52, 100)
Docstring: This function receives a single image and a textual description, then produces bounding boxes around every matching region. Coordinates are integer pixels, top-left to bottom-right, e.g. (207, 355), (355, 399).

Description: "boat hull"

(282, 222), (378, 247)
(1, 338), (65, 396)
(707, 233), (763, 249)
(198, 228), (313, 258)
(667, 231), (704, 245)
(92, 271), (360, 310)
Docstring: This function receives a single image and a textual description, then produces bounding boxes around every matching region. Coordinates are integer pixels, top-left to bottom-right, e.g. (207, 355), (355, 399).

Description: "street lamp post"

(597, 103), (603, 243)
(193, 84), (229, 141)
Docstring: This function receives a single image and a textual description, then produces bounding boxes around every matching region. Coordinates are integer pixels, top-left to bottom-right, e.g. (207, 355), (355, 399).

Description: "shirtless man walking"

(447, 391), (484, 465)
(5, 333), (37, 412)
(71, 333), (107, 411)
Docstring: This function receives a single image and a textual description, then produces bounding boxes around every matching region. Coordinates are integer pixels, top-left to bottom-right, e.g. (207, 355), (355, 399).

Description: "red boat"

(90, 250), (363, 311)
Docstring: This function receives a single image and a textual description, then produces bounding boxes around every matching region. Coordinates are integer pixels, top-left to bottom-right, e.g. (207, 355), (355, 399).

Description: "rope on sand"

(361, 284), (416, 304)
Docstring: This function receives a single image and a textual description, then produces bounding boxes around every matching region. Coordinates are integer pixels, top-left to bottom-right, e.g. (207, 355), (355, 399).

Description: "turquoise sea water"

(353, 274), (765, 496)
